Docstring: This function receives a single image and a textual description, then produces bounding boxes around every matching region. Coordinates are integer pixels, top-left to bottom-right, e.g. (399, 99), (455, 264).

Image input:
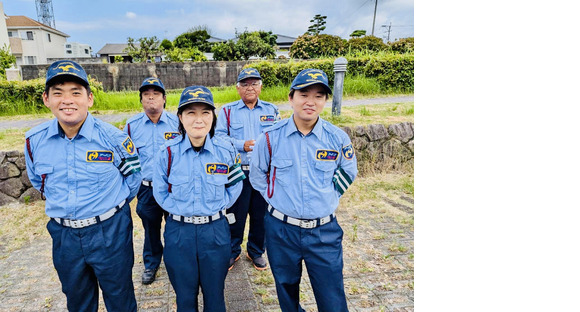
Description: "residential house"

(65, 42), (93, 58)
(6, 15), (69, 65)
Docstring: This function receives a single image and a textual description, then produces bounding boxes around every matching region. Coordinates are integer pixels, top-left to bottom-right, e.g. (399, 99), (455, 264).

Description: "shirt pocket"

(34, 163), (55, 194)
(271, 158), (293, 186)
(168, 174), (191, 205)
(85, 163), (119, 192)
(229, 122), (244, 139)
(314, 161), (337, 186)
(135, 142), (148, 161)
(204, 174), (227, 204)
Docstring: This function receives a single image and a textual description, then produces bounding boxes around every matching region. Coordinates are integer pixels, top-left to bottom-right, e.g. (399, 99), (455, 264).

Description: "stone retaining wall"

(0, 123), (413, 206)
(21, 61), (254, 91)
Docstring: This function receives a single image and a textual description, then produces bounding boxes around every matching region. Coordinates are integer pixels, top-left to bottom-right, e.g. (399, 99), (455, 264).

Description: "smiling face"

(43, 81), (93, 130)
(178, 103), (215, 146)
(140, 87), (166, 117)
(289, 84), (328, 125)
(236, 78), (262, 106)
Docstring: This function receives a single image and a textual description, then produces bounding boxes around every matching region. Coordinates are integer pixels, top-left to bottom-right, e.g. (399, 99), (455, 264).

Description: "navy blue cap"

(237, 68), (262, 82)
(139, 77), (165, 94)
(45, 60), (89, 87)
(178, 86), (215, 109)
(290, 68), (332, 95)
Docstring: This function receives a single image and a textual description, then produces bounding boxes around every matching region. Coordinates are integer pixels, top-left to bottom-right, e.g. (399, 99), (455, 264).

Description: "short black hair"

(45, 76), (91, 95)
(177, 103), (217, 138)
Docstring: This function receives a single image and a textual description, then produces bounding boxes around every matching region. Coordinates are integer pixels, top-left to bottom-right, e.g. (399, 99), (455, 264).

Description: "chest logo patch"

(316, 149), (339, 161)
(87, 151), (113, 162)
(122, 137), (136, 154)
(260, 115), (275, 122)
(206, 163), (229, 175)
(165, 132), (180, 140)
(342, 144), (354, 160)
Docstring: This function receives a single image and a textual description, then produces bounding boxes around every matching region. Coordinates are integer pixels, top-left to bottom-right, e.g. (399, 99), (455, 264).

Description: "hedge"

(248, 53), (414, 92)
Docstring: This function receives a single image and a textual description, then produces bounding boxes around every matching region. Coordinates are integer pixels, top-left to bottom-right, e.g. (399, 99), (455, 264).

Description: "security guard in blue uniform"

(250, 69), (358, 312)
(153, 85), (245, 311)
(24, 60), (141, 311)
(216, 68), (280, 271)
(124, 77), (179, 285)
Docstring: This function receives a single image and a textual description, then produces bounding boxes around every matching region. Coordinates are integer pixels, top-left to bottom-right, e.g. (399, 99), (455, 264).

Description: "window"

(84, 49), (89, 54)
(7, 31), (13, 37)
(47, 34), (51, 42)
(66, 44), (71, 48)
(66, 50), (72, 54)
(26, 56), (36, 64)
(26, 31), (34, 40)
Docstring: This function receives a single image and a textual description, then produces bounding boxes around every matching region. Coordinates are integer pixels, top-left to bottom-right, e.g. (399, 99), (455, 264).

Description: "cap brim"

(46, 73), (89, 87)
(237, 75), (262, 82)
(291, 82), (332, 95)
(139, 85), (165, 93)
(178, 99), (215, 109)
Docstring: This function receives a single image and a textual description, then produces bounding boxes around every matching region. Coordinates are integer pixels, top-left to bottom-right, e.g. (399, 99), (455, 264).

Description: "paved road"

(0, 95), (413, 131)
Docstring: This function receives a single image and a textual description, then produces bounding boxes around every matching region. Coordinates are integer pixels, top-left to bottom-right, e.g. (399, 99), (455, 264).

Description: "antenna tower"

(35, 0), (55, 28)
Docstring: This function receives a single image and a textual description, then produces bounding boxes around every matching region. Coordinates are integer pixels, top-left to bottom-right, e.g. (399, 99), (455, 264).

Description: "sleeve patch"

(342, 144), (354, 160)
(122, 136), (136, 154)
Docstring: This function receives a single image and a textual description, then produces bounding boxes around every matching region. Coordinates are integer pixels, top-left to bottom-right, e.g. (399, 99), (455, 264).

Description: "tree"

(306, 14), (327, 35)
(211, 40), (241, 61)
(173, 26), (212, 52)
(160, 39), (173, 51)
(124, 36), (161, 63)
(164, 47), (207, 62)
(348, 35), (388, 52)
(289, 34), (346, 59)
(350, 30), (366, 38)
(236, 31), (276, 60)
(0, 44), (16, 79)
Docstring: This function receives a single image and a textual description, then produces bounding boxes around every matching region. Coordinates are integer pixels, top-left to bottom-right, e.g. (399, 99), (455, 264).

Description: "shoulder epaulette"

(126, 112), (145, 124)
(25, 121), (51, 139)
(264, 118), (288, 133)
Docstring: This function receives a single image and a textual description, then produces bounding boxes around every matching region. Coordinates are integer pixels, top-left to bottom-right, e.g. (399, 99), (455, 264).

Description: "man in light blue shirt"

(124, 77), (179, 285)
(216, 68), (280, 271)
(24, 60), (141, 311)
(250, 69), (358, 312)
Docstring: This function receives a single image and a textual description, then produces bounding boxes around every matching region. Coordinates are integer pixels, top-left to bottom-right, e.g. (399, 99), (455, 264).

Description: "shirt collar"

(284, 115), (323, 139)
(179, 133), (214, 155)
(46, 112), (94, 141)
(142, 110), (168, 125)
(235, 99), (261, 110)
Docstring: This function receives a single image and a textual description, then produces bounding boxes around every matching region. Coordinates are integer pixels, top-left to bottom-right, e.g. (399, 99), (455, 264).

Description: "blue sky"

(3, 0), (413, 53)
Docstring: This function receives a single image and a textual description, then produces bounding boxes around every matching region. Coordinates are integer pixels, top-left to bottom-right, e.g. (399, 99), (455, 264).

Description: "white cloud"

(126, 12), (137, 19)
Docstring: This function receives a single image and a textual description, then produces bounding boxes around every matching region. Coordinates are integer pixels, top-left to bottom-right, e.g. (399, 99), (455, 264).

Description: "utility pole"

(387, 22), (392, 42)
(371, 0), (378, 36)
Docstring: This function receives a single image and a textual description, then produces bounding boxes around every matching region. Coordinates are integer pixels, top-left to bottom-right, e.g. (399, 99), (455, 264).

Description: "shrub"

(289, 34), (347, 59)
(348, 36), (389, 53)
(389, 37), (414, 53)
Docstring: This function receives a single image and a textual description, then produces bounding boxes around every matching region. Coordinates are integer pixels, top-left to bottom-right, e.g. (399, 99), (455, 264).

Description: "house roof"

(274, 34), (297, 44)
(97, 43), (133, 55)
(6, 15), (69, 37)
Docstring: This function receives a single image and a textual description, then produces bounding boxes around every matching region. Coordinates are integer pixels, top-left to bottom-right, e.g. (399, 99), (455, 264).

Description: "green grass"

(1, 75), (411, 116)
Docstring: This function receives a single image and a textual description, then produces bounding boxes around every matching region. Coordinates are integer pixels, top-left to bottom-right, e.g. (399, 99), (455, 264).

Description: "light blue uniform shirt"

(153, 134), (243, 217)
(24, 113), (142, 219)
(216, 99), (280, 165)
(249, 116), (358, 219)
(123, 111), (180, 181)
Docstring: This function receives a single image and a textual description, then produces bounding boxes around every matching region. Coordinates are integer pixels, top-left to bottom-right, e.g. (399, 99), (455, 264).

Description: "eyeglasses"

(239, 81), (261, 88)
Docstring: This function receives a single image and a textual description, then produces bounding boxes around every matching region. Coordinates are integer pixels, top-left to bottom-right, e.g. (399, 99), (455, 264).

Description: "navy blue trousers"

(163, 216), (231, 312)
(226, 172), (267, 259)
(264, 213), (349, 312)
(46, 201), (137, 312)
(136, 184), (167, 270)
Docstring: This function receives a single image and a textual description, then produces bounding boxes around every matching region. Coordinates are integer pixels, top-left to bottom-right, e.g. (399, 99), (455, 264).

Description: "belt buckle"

(193, 216), (209, 224)
(69, 218), (93, 228)
(300, 220), (317, 229)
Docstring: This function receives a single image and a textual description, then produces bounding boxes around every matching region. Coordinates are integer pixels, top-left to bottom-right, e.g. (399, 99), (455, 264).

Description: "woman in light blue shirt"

(153, 86), (244, 312)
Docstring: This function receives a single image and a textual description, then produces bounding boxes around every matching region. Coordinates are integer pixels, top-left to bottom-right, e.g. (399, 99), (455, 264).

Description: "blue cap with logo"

(178, 86), (215, 109)
(290, 68), (332, 95)
(139, 77), (165, 94)
(45, 60), (89, 87)
(237, 68), (262, 82)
